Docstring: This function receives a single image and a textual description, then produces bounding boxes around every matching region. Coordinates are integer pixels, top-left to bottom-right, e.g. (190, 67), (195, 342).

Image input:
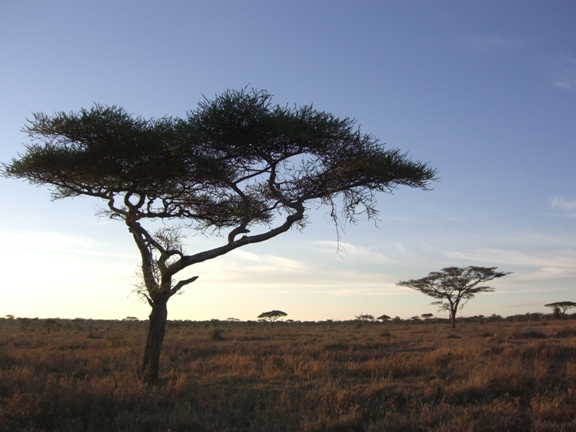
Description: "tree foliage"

(544, 301), (576, 316)
(3, 88), (437, 381)
(397, 266), (510, 328)
(356, 314), (375, 322)
(257, 310), (288, 322)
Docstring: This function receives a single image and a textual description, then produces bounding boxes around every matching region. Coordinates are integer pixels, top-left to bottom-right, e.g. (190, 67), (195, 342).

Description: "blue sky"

(1, 1), (575, 321)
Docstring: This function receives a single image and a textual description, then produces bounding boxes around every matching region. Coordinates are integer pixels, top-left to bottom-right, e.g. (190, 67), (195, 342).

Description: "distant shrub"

(17, 318), (32, 332)
(209, 328), (225, 341)
(42, 319), (61, 333)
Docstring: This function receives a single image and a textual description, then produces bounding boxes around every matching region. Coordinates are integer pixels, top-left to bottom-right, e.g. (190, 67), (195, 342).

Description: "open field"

(1, 317), (576, 431)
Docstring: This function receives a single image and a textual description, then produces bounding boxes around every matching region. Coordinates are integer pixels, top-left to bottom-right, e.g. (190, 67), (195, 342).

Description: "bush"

(209, 328), (225, 341)
(508, 329), (548, 340)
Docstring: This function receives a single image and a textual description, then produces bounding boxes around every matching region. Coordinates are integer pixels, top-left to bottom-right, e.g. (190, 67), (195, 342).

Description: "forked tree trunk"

(141, 299), (168, 382)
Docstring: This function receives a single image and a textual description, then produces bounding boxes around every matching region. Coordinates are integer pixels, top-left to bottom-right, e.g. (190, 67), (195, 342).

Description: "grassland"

(1, 316), (575, 431)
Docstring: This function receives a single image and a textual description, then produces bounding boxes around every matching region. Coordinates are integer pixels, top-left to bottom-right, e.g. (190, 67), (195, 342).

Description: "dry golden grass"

(1, 317), (575, 431)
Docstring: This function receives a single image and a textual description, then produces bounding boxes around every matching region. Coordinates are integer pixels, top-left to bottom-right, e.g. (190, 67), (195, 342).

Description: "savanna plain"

(1, 315), (576, 432)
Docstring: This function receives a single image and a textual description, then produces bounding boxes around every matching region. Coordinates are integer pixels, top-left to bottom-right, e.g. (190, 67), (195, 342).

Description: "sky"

(1, 1), (575, 322)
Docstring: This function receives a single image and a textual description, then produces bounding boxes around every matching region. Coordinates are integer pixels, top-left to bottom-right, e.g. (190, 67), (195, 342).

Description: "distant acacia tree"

(258, 310), (287, 322)
(398, 266), (510, 328)
(3, 88), (436, 382)
(544, 302), (576, 317)
(377, 314), (391, 322)
(356, 314), (375, 322)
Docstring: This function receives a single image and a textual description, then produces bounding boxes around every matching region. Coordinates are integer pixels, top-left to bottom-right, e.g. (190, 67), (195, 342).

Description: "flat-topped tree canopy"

(544, 301), (576, 315)
(398, 266), (511, 328)
(3, 88), (437, 381)
(258, 310), (288, 322)
(6, 89), (436, 234)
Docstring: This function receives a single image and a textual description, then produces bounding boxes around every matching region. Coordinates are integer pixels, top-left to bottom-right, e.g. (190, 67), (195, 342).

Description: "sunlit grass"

(1, 317), (575, 431)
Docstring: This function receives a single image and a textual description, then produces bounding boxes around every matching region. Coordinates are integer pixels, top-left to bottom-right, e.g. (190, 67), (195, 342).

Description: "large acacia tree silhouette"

(3, 88), (437, 381)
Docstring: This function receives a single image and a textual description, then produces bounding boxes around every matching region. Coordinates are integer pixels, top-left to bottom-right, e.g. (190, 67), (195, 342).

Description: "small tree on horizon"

(377, 314), (391, 322)
(398, 266), (510, 328)
(544, 301), (576, 317)
(257, 310), (287, 322)
(356, 314), (375, 322)
(3, 88), (436, 382)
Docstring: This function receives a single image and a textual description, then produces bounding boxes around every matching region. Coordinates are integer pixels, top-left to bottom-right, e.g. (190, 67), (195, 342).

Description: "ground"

(1, 316), (575, 431)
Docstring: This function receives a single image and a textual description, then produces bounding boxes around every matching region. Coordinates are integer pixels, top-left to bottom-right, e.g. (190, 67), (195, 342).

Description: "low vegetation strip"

(0, 317), (575, 431)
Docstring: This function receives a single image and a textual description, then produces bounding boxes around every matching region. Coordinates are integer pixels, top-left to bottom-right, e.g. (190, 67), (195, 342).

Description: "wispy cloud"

(551, 196), (576, 215)
(444, 248), (576, 281)
(230, 249), (306, 270)
(446, 247), (574, 267)
(329, 286), (408, 297)
(186, 243), (403, 294)
(308, 240), (394, 263)
(461, 35), (521, 54)
(553, 81), (575, 92)
(549, 53), (576, 92)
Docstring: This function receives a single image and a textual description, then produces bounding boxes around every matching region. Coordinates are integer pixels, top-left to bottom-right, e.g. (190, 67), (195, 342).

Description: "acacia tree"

(544, 301), (576, 317)
(355, 314), (375, 322)
(397, 266), (510, 328)
(257, 310), (287, 322)
(3, 88), (437, 381)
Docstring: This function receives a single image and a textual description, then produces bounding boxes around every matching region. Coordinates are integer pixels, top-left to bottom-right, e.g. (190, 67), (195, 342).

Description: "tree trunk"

(449, 308), (457, 328)
(141, 298), (168, 382)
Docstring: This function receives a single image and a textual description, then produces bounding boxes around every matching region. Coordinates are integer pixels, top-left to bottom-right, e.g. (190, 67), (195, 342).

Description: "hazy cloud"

(308, 240), (393, 263)
(0, 229), (134, 258)
(446, 247), (573, 267)
(551, 196), (576, 215)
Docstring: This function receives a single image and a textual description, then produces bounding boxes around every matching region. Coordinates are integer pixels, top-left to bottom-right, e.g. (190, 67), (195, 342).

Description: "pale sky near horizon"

(1, 1), (575, 321)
